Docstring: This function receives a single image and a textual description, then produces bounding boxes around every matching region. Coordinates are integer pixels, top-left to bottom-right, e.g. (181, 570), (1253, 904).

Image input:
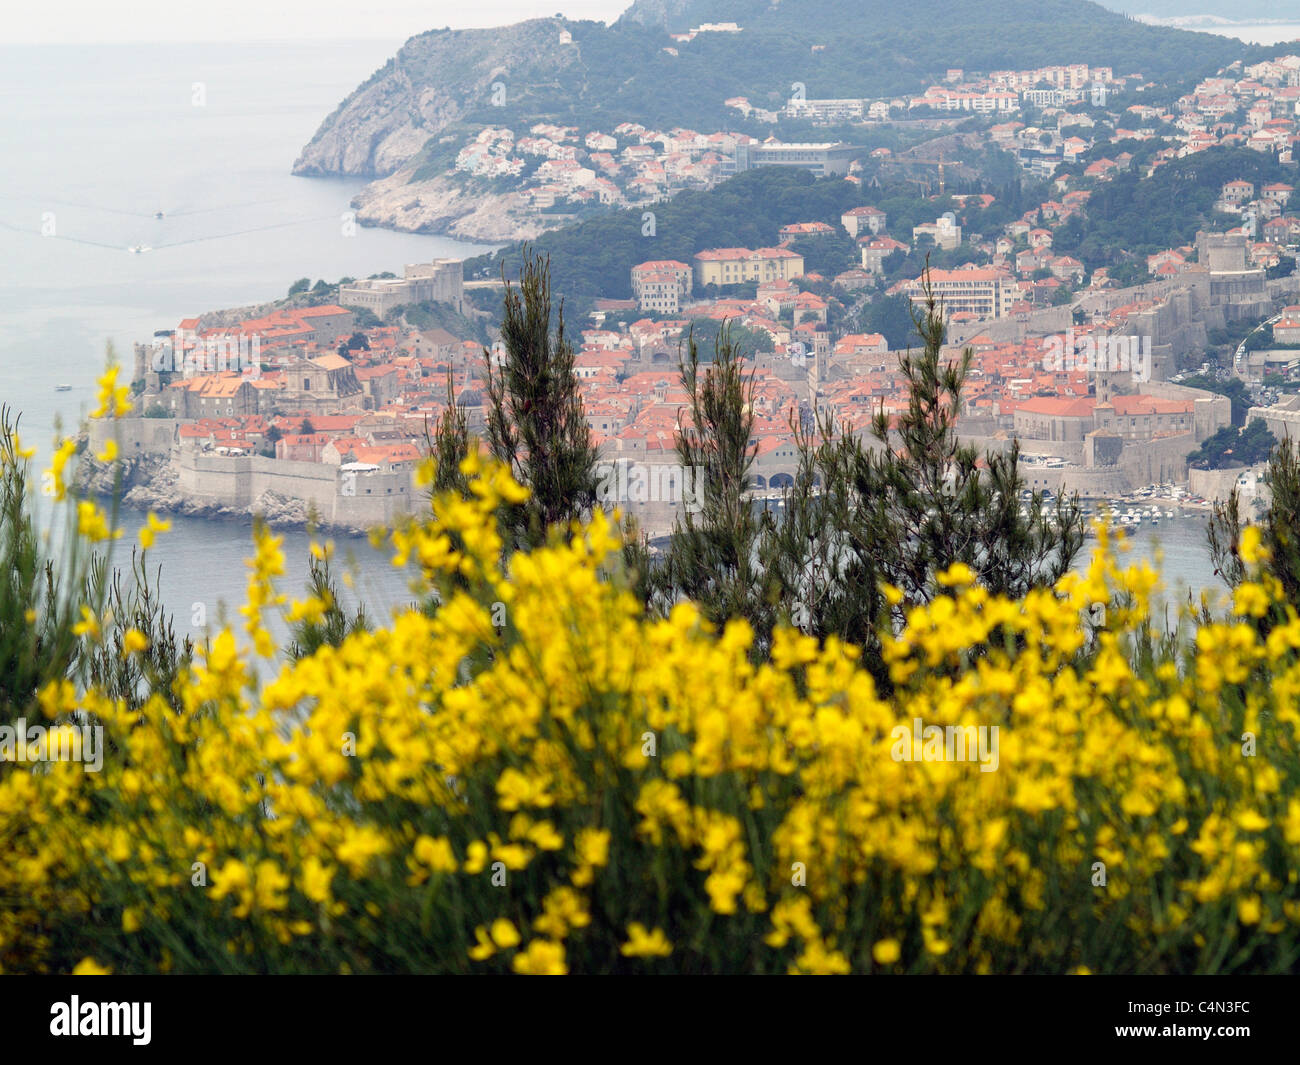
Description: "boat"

(54, 383), (72, 392)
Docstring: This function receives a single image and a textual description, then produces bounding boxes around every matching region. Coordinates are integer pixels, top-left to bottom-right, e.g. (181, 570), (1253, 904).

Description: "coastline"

(74, 450), (404, 537)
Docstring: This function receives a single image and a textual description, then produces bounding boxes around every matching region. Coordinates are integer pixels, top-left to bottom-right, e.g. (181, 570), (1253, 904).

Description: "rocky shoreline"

(74, 453), (384, 536)
(350, 170), (558, 244)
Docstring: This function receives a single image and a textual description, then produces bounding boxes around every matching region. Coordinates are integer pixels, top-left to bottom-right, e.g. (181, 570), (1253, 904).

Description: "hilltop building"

(895, 268), (1017, 320)
(631, 260), (693, 313)
(694, 247), (805, 287)
(338, 260), (465, 318)
(732, 141), (863, 177)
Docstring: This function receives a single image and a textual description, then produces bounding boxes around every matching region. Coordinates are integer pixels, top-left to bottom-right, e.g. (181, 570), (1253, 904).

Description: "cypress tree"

(485, 248), (599, 548)
(663, 324), (774, 636)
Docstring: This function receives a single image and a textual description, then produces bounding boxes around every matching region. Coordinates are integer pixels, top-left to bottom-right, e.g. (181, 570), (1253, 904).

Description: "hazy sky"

(4, 1), (633, 44)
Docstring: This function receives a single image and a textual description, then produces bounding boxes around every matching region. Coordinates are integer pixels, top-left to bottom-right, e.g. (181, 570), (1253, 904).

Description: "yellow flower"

(468, 926), (497, 961)
(936, 562), (976, 587)
(91, 363), (132, 419)
(95, 438), (118, 463)
(1234, 582), (1270, 619)
(872, 938), (901, 965)
(412, 835), (458, 874)
(1239, 524), (1263, 565)
(139, 510), (171, 549)
(76, 500), (121, 542)
(122, 628), (149, 656)
(72, 605), (101, 640)
(299, 857), (334, 904)
(1238, 896), (1262, 925)
(490, 918), (521, 949)
(464, 840), (489, 875)
(45, 437), (77, 501)
(511, 939), (567, 975)
(72, 958), (112, 975)
(620, 923), (672, 958)
(575, 828), (610, 868)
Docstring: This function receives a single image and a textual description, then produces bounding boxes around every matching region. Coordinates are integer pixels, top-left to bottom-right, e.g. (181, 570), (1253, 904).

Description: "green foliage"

(659, 326), (772, 637)
(287, 278), (310, 297)
(388, 300), (489, 346)
(1189, 418), (1277, 470)
(286, 551), (369, 662)
(485, 250), (600, 548)
(468, 168), (868, 300)
(348, 307), (382, 331)
(1054, 148), (1295, 270)
(642, 277), (1086, 684)
(467, 1), (1258, 130)
(787, 230), (858, 278)
(470, 168), (962, 301)
(0, 408), (88, 724)
(853, 293), (923, 351)
(1, 401), (190, 728)
(1180, 375), (1253, 427)
(841, 284), (1086, 612)
(83, 551), (193, 712)
(682, 318), (774, 356)
(427, 370), (473, 503)
(1208, 436), (1300, 602)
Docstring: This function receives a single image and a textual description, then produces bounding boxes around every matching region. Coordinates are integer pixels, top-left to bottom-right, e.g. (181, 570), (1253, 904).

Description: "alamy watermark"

(596, 459), (704, 514)
(890, 717), (999, 772)
(0, 717), (104, 772)
(149, 334), (261, 378)
(1042, 330), (1151, 383)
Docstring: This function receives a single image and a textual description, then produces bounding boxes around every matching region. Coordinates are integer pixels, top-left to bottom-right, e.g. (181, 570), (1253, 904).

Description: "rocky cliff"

(347, 170), (558, 243)
(292, 19), (584, 180)
(295, 0), (1252, 241)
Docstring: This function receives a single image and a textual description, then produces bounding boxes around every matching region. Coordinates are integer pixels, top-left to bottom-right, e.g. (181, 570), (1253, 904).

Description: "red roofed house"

(631, 260), (693, 313)
(1012, 396), (1096, 441)
(694, 247), (804, 287)
(778, 221), (836, 243)
(1094, 394), (1195, 440)
(840, 206), (888, 238)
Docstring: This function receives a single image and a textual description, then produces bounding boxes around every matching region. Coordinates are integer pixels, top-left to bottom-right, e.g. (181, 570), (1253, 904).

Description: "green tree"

(485, 249), (599, 548)
(0, 408), (87, 723)
(660, 325), (773, 638)
(755, 277), (1086, 683)
(288, 278), (311, 297)
(837, 281), (1085, 612)
(286, 548), (369, 662)
(427, 370), (473, 502)
(1189, 419), (1277, 469)
(1208, 436), (1300, 605)
(1181, 375), (1252, 427)
(261, 424), (282, 459)
(857, 293), (921, 350)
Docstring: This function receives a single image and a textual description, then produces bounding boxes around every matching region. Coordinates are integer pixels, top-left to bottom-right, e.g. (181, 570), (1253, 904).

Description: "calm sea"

(0, 41), (495, 630)
(0, 41), (1226, 638)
